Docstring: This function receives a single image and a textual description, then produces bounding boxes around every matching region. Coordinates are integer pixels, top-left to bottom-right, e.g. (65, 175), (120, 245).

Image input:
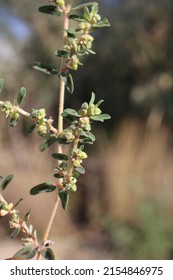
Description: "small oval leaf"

(41, 248), (55, 260)
(53, 173), (64, 178)
(89, 92), (95, 105)
(39, 136), (57, 151)
(80, 137), (93, 144)
(27, 123), (36, 134)
(33, 62), (58, 75)
(66, 73), (74, 94)
(24, 209), (32, 222)
(0, 174), (14, 191)
(69, 14), (85, 22)
(55, 50), (68, 58)
(39, 5), (62, 17)
(59, 190), (69, 210)
(52, 153), (69, 161)
(30, 182), (56, 195)
(90, 114), (111, 122)
(56, 137), (73, 145)
(12, 246), (36, 260)
(81, 131), (95, 141)
(13, 198), (23, 209)
(75, 166), (85, 174)
(62, 108), (81, 118)
(92, 18), (111, 29)
(17, 87), (26, 105)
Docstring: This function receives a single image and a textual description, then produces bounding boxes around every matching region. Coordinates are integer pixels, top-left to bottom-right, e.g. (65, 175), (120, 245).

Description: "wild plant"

(0, 0), (110, 260)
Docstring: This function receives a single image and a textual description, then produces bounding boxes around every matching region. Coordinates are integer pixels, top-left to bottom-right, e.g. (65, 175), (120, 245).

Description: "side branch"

(0, 100), (57, 135)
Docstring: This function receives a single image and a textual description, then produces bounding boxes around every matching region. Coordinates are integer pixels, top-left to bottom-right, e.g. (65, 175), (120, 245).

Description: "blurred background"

(1, 0), (173, 259)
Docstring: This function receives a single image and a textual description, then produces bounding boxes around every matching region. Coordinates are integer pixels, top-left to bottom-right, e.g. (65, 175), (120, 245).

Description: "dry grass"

(103, 117), (173, 222)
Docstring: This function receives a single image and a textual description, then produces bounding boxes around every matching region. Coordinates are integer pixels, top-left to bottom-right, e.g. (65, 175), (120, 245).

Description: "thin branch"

(0, 101), (58, 135)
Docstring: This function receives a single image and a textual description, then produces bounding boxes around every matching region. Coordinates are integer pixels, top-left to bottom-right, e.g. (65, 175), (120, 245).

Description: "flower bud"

(78, 22), (91, 32)
(55, 0), (65, 8)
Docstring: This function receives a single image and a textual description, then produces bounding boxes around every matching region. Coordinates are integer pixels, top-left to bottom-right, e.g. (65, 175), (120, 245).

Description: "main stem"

(37, 4), (71, 260)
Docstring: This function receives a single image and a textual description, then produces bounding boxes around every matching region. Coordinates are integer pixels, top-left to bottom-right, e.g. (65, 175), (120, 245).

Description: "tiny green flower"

(79, 117), (91, 131)
(87, 104), (102, 116)
(78, 22), (92, 32)
(79, 35), (94, 49)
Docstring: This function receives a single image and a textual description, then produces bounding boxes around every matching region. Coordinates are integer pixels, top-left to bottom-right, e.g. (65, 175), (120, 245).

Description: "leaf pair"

(30, 184), (69, 211)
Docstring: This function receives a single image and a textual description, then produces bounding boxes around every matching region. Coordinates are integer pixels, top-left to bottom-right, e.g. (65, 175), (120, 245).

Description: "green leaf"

(96, 99), (104, 107)
(85, 48), (96, 55)
(66, 28), (79, 38)
(62, 108), (81, 118)
(0, 174), (14, 191)
(62, 114), (76, 123)
(12, 246), (36, 260)
(81, 130), (95, 142)
(92, 18), (111, 29)
(17, 87), (26, 105)
(39, 135), (57, 151)
(89, 92), (95, 105)
(60, 72), (74, 94)
(56, 137), (72, 144)
(59, 190), (69, 210)
(30, 182), (56, 195)
(13, 198), (23, 209)
(80, 137), (93, 144)
(39, 5), (62, 16)
(33, 62), (58, 75)
(66, 73), (74, 94)
(52, 153), (69, 161)
(53, 173), (64, 179)
(72, 2), (98, 11)
(24, 209), (32, 222)
(55, 50), (68, 58)
(11, 228), (20, 239)
(27, 123), (36, 134)
(91, 3), (98, 13)
(69, 14), (85, 22)
(90, 114), (111, 122)
(75, 165), (85, 174)
(0, 79), (4, 93)
(41, 248), (55, 260)
(39, 140), (49, 152)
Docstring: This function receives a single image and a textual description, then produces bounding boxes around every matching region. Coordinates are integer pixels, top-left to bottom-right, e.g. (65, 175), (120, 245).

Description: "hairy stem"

(37, 3), (71, 260)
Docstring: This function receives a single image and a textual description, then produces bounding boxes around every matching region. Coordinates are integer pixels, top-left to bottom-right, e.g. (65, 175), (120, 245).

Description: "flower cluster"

(0, 200), (15, 217)
(31, 108), (50, 136)
(61, 3), (110, 71)
(1, 101), (20, 126)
